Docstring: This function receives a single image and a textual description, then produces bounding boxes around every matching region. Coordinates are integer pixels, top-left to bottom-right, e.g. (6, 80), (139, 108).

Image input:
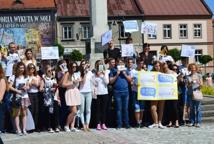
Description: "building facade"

(56, 0), (213, 70)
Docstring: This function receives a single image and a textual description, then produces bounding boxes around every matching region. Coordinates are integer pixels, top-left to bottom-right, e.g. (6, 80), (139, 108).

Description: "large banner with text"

(138, 71), (178, 100)
(0, 12), (55, 58)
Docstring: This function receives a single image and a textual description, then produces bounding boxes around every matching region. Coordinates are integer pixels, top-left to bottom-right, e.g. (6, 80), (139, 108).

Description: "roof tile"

(0, 0), (56, 10)
(136, 0), (211, 16)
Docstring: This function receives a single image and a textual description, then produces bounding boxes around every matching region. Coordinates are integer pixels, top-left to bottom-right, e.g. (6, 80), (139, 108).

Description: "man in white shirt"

(5, 42), (21, 77)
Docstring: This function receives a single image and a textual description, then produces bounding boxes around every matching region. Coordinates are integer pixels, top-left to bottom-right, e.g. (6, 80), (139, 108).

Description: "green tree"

(168, 48), (181, 62)
(70, 49), (83, 61)
(54, 42), (64, 57)
(199, 55), (213, 73)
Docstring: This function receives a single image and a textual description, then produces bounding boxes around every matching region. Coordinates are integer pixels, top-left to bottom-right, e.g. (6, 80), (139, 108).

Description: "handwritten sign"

(101, 30), (112, 46)
(121, 44), (134, 57)
(181, 45), (196, 57)
(141, 22), (157, 35)
(123, 20), (139, 33)
(41, 46), (59, 60)
(138, 71), (178, 100)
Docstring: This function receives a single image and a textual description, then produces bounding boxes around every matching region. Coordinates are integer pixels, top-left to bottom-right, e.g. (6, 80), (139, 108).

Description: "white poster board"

(41, 46), (59, 60)
(101, 30), (112, 46)
(123, 20), (139, 33)
(181, 45), (195, 57)
(121, 44), (134, 57)
(141, 22), (157, 35)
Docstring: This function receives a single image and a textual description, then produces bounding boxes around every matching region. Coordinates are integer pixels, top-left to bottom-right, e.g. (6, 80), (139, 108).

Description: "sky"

(205, 0), (214, 16)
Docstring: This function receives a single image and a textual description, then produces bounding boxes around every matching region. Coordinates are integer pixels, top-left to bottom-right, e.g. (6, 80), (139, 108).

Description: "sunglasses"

(29, 66), (35, 69)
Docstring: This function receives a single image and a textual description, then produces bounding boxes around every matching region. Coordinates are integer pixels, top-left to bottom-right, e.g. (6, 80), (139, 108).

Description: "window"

(62, 24), (74, 40)
(163, 24), (172, 39)
(195, 49), (202, 63)
(120, 24), (130, 38)
(148, 34), (157, 39)
(179, 24), (188, 39)
(81, 24), (90, 39)
(193, 24), (202, 38)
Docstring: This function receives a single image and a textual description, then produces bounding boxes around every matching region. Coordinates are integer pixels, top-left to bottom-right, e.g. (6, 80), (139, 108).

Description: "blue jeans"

(114, 91), (129, 128)
(80, 92), (92, 125)
(190, 100), (202, 124)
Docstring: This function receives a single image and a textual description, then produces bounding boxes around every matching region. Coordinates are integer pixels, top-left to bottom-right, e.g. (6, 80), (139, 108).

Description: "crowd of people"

(0, 41), (205, 136)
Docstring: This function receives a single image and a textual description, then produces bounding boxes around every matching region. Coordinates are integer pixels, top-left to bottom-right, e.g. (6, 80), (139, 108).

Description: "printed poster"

(138, 71), (178, 100)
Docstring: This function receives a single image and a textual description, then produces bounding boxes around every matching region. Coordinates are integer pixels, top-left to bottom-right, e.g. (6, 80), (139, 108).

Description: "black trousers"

(167, 100), (179, 123)
(96, 94), (109, 124)
(44, 101), (60, 129)
(58, 87), (68, 128)
(28, 93), (39, 130)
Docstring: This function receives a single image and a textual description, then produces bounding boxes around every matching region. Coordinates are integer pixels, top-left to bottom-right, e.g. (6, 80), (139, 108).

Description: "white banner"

(123, 20), (139, 33)
(101, 30), (112, 46)
(181, 45), (196, 57)
(41, 46), (59, 60)
(121, 44), (134, 57)
(141, 22), (157, 35)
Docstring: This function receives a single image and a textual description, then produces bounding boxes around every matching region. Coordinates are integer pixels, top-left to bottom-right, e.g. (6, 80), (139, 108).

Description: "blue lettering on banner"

(140, 87), (156, 96)
(158, 74), (174, 83)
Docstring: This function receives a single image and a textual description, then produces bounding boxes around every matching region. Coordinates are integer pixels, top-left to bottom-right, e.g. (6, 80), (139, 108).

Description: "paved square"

(1, 124), (214, 144)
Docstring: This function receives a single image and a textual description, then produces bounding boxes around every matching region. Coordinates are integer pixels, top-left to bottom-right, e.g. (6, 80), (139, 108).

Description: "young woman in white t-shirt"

(94, 60), (109, 130)
(27, 63), (41, 131)
(79, 60), (94, 131)
(8, 62), (30, 135)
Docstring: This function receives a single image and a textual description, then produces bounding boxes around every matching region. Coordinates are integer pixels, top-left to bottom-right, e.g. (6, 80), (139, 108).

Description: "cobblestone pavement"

(1, 124), (214, 144)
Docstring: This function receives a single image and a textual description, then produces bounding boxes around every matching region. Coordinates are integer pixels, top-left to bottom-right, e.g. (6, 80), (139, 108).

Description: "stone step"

(202, 96), (214, 105)
(202, 110), (214, 117)
(202, 116), (214, 123)
(202, 104), (214, 111)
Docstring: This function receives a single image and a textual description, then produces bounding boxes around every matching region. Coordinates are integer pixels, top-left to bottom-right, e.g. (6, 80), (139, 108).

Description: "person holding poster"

(8, 62), (30, 135)
(163, 62), (179, 128)
(79, 60), (94, 132)
(139, 43), (154, 68)
(94, 60), (109, 130)
(159, 45), (174, 63)
(131, 58), (145, 128)
(187, 63), (203, 127)
(148, 61), (165, 129)
(103, 40), (121, 64)
(109, 59), (132, 129)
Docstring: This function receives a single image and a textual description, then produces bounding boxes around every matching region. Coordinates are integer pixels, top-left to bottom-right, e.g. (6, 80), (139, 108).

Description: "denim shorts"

(132, 91), (144, 112)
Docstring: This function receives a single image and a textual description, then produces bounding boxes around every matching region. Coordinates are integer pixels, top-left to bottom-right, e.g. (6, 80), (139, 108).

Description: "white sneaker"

(64, 126), (70, 132)
(148, 124), (158, 129)
(55, 128), (60, 132)
(70, 128), (80, 132)
(48, 128), (54, 133)
(158, 123), (165, 129)
(23, 130), (28, 135)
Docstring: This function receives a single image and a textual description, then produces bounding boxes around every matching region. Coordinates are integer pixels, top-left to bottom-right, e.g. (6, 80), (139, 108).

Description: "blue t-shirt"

(109, 68), (129, 92)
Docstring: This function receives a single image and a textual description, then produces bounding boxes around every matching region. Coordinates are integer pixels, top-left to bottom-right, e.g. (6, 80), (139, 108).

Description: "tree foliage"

(168, 48), (181, 62)
(54, 42), (64, 57)
(199, 55), (213, 65)
(70, 49), (83, 61)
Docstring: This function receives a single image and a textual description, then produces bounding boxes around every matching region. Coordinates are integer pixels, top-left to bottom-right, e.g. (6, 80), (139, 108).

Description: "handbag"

(11, 76), (22, 108)
(11, 94), (22, 108)
(193, 90), (203, 101)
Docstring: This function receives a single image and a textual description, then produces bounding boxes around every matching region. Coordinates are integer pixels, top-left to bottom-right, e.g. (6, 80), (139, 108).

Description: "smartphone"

(98, 65), (104, 72)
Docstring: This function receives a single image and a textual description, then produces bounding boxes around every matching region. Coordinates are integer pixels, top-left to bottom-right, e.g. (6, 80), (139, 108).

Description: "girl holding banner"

(148, 61), (165, 129)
